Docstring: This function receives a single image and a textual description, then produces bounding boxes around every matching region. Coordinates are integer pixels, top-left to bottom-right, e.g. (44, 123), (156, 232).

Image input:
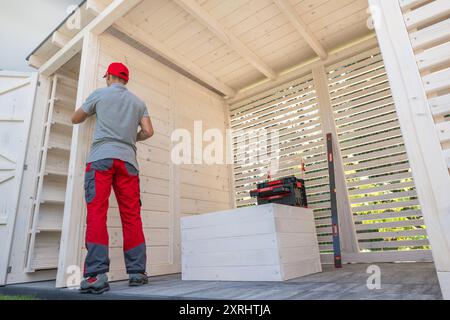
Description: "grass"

(0, 295), (37, 300)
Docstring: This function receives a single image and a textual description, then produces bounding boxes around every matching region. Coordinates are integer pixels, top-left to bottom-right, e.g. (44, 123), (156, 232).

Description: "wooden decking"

(0, 263), (441, 300)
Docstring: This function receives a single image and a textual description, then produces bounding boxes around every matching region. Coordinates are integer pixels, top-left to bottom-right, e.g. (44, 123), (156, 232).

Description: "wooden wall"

(78, 32), (232, 281)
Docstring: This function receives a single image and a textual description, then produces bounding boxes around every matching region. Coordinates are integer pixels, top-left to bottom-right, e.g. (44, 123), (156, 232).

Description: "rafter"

(51, 31), (71, 48)
(273, 0), (328, 60)
(114, 18), (236, 98)
(173, 0), (277, 80)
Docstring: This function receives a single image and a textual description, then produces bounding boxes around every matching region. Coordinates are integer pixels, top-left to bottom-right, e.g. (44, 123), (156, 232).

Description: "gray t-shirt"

(82, 83), (149, 170)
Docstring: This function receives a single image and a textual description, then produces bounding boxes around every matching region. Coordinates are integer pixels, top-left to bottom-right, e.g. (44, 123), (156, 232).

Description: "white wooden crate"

(181, 203), (322, 281)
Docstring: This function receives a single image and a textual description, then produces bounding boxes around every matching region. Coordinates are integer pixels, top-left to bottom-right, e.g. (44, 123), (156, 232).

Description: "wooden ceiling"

(29, 0), (373, 97)
(123, 0), (372, 92)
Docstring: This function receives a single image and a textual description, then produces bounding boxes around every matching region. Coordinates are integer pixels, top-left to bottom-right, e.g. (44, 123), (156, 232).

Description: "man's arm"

(137, 116), (154, 141)
(71, 108), (89, 124)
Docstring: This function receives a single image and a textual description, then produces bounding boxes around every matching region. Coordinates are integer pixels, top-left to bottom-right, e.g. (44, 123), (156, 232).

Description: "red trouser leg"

(112, 160), (146, 274)
(83, 159), (114, 277)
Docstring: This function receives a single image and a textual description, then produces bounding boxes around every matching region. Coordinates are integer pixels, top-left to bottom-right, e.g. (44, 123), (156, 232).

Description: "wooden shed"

(0, 0), (449, 298)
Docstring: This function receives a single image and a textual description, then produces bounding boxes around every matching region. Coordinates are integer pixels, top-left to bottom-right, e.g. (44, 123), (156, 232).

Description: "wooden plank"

(51, 31), (71, 49)
(350, 190), (418, 204)
(323, 249), (433, 264)
(345, 162), (411, 180)
(340, 136), (405, 157)
(338, 120), (400, 143)
(356, 217), (424, 230)
(182, 265), (282, 281)
(182, 234), (278, 254)
(422, 67), (450, 94)
(436, 121), (450, 143)
(342, 145), (406, 165)
(0, 78), (31, 95)
(334, 96), (393, 122)
(329, 67), (387, 94)
(410, 18), (450, 50)
(403, 0), (450, 30)
(346, 171), (413, 188)
(331, 81), (391, 110)
(340, 127), (402, 150)
(443, 148), (450, 169)
(359, 239), (429, 249)
(416, 41), (450, 71)
(273, 0), (327, 59)
(348, 180), (416, 196)
(173, 0), (277, 80)
(357, 228), (427, 240)
(353, 199), (420, 213)
(399, 0), (430, 11)
(429, 93), (450, 116)
(345, 153), (409, 172)
(336, 103), (395, 127)
(353, 209), (422, 221)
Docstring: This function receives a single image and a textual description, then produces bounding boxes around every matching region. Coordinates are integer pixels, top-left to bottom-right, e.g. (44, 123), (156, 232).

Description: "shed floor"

(0, 263), (441, 300)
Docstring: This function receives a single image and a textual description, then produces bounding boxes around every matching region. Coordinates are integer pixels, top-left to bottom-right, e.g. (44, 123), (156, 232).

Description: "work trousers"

(83, 158), (146, 277)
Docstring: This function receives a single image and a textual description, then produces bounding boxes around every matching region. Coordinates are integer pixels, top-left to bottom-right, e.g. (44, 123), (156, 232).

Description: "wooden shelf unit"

(25, 70), (78, 273)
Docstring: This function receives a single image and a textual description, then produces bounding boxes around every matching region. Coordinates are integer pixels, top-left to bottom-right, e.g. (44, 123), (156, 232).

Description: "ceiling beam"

(173, 0), (277, 80)
(51, 31), (71, 48)
(28, 55), (45, 69)
(114, 18), (236, 97)
(86, 0), (109, 15)
(273, 0), (328, 60)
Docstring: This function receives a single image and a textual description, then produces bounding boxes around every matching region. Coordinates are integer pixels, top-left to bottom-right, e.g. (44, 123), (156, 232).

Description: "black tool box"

(250, 176), (307, 207)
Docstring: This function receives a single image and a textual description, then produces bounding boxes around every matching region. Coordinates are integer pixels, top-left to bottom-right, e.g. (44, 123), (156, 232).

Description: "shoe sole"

(129, 279), (149, 287)
(79, 284), (110, 294)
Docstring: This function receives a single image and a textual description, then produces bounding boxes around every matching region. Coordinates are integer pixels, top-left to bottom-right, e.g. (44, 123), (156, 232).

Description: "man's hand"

(137, 116), (154, 141)
(71, 108), (89, 124)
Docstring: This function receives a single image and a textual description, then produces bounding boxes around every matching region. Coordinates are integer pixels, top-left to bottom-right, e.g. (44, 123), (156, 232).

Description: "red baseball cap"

(103, 62), (129, 82)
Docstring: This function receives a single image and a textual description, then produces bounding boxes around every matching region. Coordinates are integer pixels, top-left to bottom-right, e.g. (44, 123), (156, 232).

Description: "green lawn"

(0, 295), (37, 300)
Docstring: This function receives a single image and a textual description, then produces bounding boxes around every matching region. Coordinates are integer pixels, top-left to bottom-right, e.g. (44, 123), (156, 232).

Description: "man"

(71, 62), (154, 294)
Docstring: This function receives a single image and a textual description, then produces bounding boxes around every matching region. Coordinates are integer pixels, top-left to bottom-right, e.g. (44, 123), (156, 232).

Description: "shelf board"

(45, 168), (68, 177)
(37, 227), (62, 232)
(47, 140), (71, 152)
(51, 118), (73, 128)
(40, 197), (65, 205)
(31, 259), (58, 271)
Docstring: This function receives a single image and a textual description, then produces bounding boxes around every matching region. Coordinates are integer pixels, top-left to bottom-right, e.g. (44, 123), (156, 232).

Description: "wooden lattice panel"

(229, 74), (333, 253)
(326, 47), (429, 252)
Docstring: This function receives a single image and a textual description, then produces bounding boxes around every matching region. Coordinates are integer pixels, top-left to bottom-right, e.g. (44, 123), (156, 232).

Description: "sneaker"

(129, 273), (149, 286)
(79, 273), (110, 294)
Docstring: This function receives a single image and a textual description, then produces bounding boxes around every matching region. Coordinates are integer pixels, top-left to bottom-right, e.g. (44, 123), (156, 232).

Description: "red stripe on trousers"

(85, 159), (145, 252)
